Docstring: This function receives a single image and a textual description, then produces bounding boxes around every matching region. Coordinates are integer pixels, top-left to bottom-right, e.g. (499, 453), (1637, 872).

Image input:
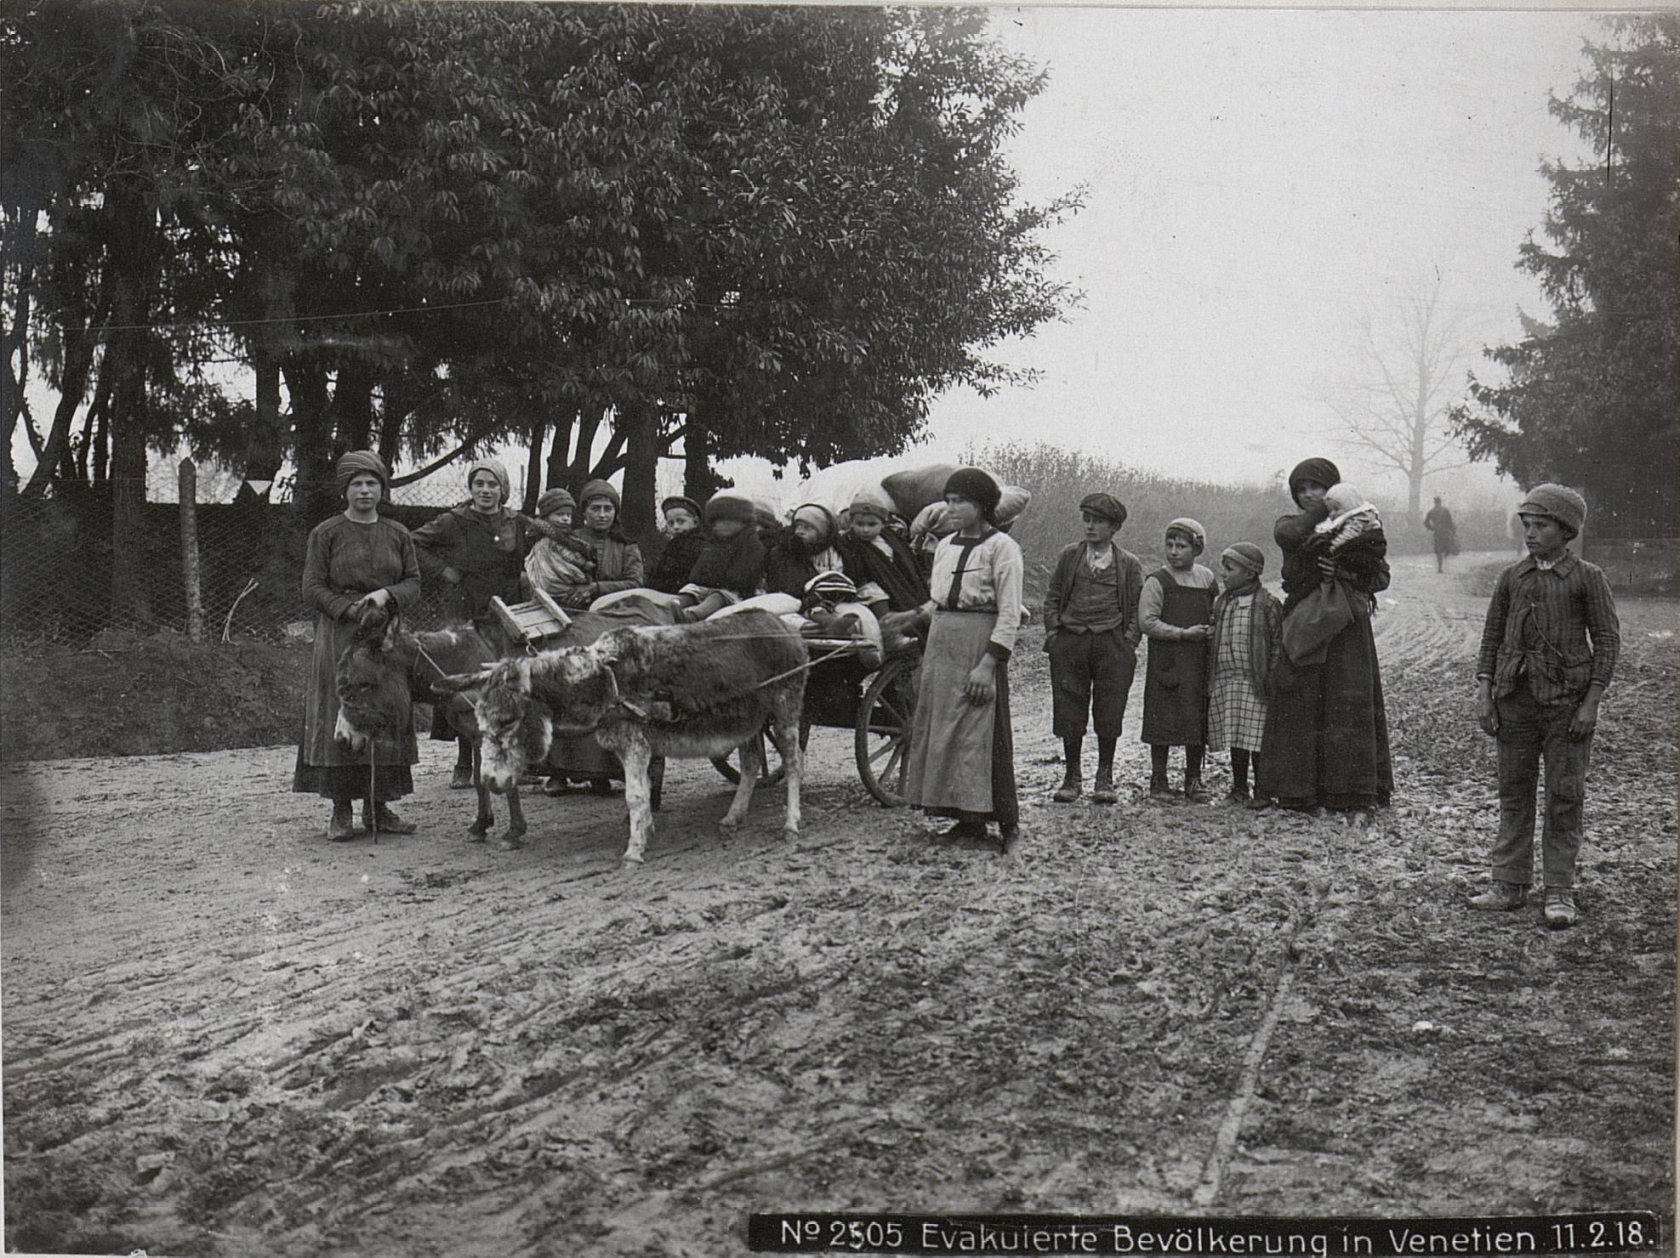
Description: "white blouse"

(924, 529), (1025, 653)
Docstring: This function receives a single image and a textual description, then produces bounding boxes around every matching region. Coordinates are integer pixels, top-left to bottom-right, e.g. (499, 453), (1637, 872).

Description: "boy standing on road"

(1470, 484), (1619, 929)
(1042, 493), (1144, 805)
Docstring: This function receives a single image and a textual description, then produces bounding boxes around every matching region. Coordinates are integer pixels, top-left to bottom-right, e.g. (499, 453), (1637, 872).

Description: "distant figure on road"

(1423, 495), (1459, 573)
(1470, 484), (1619, 930)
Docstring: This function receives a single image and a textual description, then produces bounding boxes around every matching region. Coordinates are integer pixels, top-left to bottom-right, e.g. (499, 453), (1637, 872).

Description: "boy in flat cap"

(1472, 484), (1619, 929)
(1042, 493), (1143, 804)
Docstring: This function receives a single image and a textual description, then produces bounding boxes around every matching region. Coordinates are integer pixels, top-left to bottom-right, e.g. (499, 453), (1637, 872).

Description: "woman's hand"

(1316, 556), (1340, 582)
(963, 655), (998, 705)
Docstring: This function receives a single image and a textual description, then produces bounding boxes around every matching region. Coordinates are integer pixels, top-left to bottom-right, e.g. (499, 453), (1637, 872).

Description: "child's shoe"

(1183, 774), (1210, 803)
(1542, 887), (1578, 929)
(1225, 783), (1252, 804)
(1148, 773), (1173, 800)
(1469, 882), (1528, 912)
(1052, 769), (1083, 803)
(1090, 768), (1119, 805)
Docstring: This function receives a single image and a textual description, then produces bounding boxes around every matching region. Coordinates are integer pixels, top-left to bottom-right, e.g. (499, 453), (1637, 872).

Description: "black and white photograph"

(1, 2), (1674, 1254)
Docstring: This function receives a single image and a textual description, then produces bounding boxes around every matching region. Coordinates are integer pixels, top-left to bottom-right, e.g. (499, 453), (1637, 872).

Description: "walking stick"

(368, 756), (378, 845)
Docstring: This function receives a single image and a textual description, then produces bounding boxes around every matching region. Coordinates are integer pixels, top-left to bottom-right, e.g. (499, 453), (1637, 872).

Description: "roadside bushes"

(969, 441), (1288, 603)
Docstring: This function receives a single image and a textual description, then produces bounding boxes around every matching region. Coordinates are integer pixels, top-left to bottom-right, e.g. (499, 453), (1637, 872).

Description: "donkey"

(441, 609), (808, 867)
(333, 605), (531, 849)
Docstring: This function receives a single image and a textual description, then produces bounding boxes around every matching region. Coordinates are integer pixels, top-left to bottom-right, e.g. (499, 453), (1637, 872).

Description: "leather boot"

(1148, 772), (1173, 800)
(1183, 774), (1210, 803)
(1091, 767), (1119, 805)
(363, 804), (417, 835)
(326, 803), (356, 843)
(1052, 768), (1082, 803)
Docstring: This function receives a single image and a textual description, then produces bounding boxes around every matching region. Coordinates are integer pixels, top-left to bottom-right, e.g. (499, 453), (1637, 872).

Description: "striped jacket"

(1476, 552), (1619, 704)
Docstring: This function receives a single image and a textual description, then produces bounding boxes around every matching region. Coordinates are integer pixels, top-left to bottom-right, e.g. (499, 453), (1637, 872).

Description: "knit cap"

(942, 467), (1003, 518)
(1165, 517), (1207, 554)
(705, 493), (758, 527)
(848, 489), (895, 521)
(578, 478), (621, 513)
(1221, 542), (1265, 576)
(536, 488), (575, 518)
(1517, 484), (1587, 537)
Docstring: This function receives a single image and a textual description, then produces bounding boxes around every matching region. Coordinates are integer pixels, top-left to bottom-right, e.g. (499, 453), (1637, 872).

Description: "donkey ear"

(434, 666), (495, 695)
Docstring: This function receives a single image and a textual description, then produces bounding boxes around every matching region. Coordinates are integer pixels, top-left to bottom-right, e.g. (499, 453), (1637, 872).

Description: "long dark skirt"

(1256, 610), (1392, 810)
(293, 758), (415, 803)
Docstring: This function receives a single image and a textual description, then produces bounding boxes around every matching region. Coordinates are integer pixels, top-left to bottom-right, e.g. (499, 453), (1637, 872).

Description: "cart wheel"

(710, 729), (784, 786)
(856, 654), (918, 807)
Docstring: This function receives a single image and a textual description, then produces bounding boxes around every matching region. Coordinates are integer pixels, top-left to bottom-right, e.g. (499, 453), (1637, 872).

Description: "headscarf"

(1517, 483), (1587, 538)
(661, 495), (703, 522)
(1287, 458), (1341, 509)
(466, 458), (511, 506)
(942, 467), (1002, 523)
(536, 488), (576, 518)
(1219, 543), (1265, 598)
(578, 478), (621, 514)
(1079, 492), (1127, 528)
(790, 503), (837, 547)
(1165, 517), (1206, 555)
(336, 450), (390, 498)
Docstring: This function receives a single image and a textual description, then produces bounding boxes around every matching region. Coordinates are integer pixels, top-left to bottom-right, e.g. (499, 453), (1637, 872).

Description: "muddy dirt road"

(4, 554), (1674, 1256)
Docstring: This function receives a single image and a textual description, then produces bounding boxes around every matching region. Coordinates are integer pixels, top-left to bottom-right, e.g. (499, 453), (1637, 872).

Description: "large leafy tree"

(4, 2), (1077, 555)
(1452, 15), (1679, 537)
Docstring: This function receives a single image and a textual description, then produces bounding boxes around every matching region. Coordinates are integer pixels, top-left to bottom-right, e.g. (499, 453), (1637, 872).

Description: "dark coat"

(688, 527), (767, 598)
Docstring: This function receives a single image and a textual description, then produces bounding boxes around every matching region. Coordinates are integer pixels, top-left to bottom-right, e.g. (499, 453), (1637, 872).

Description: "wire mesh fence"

(0, 467), (474, 645)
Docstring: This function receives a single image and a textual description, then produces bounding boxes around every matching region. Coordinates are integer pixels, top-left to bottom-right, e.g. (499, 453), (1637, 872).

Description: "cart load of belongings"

(787, 458), (1030, 532)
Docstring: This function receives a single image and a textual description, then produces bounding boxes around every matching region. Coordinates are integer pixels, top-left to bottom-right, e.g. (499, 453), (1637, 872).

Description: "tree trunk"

(568, 404), (605, 487)
(546, 407), (577, 491)
(683, 400), (729, 500)
(104, 183), (156, 623)
(618, 403), (659, 545)
(331, 362), (376, 453)
(523, 413), (545, 514)
(285, 358), (336, 526)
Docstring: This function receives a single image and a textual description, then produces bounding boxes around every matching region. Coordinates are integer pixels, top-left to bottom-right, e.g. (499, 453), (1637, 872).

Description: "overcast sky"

(15, 5), (1610, 510)
(869, 6), (1601, 499)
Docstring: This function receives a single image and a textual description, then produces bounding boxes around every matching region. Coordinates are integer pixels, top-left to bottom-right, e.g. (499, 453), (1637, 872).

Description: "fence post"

(179, 457), (205, 643)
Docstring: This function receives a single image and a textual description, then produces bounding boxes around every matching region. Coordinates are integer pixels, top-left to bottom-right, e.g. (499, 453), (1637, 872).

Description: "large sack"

(882, 464), (962, 519)
(996, 485), (1032, 530)
(1280, 579), (1355, 667)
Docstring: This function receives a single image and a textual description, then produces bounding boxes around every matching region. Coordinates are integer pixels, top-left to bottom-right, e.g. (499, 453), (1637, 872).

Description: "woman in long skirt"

(1256, 457), (1394, 813)
(900, 468), (1026, 853)
(293, 451), (423, 841)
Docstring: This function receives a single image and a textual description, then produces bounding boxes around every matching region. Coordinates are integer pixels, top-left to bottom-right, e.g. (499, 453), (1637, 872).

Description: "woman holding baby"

(1255, 457), (1393, 815)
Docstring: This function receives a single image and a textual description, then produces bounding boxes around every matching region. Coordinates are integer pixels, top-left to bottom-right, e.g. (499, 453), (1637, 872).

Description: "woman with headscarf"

(411, 458), (546, 787)
(1256, 457), (1393, 814)
(294, 452), (423, 841)
(896, 468), (1026, 854)
(549, 479), (644, 609)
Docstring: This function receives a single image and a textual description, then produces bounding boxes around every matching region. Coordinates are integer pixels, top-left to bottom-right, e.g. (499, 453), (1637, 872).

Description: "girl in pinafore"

(1207, 542), (1283, 804)
(1140, 518), (1217, 801)
(897, 468), (1025, 853)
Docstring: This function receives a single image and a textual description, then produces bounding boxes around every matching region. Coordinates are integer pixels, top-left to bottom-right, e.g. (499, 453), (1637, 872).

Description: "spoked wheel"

(710, 721), (808, 785)
(856, 653), (918, 807)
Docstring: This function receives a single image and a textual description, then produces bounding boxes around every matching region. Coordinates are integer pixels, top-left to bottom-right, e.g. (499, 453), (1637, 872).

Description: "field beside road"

(3, 553), (1673, 1256)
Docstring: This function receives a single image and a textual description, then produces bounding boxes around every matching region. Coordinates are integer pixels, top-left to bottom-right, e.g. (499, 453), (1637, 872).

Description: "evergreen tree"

(1453, 15), (1680, 537)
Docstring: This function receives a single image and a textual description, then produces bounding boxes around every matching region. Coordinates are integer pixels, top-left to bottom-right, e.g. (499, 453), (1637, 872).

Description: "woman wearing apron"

(900, 468), (1025, 854)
